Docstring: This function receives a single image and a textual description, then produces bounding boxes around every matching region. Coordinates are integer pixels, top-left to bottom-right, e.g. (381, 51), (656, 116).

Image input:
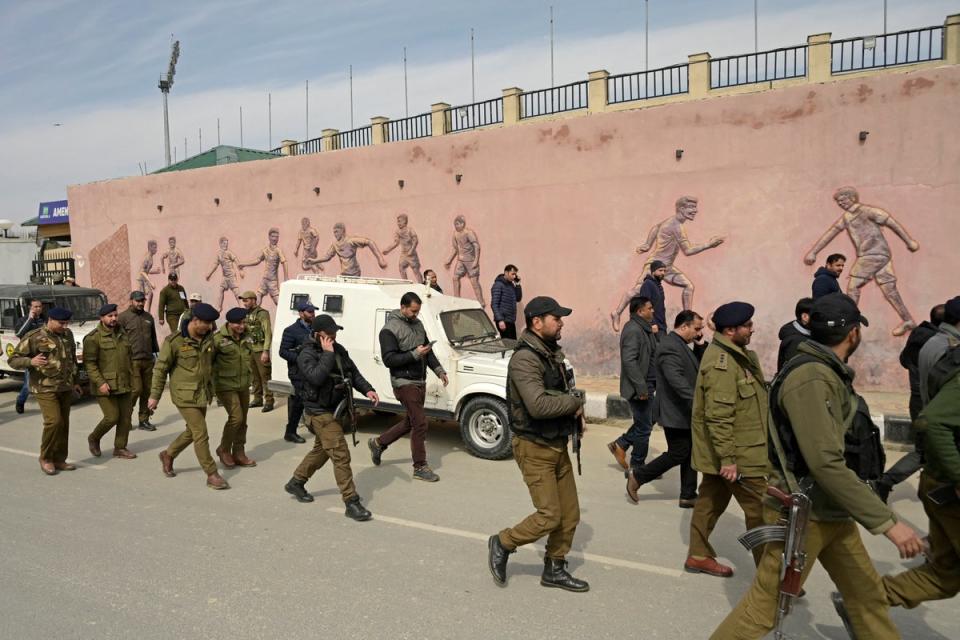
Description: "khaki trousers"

(293, 413), (356, 502)
(36, 391), (73, 463)
(689, 473), (766, 565)
(166, 407), (217, 476)
(90, 393), (134, 449)
(165, 313), (181, 336)
(249, 352), (273, 403)
(711, 506), (899, 640)
(499, 436), (580, 559)
(131, 358), (154, 423)
(217, 389), (250, 454)
(883, 471), (960, 608)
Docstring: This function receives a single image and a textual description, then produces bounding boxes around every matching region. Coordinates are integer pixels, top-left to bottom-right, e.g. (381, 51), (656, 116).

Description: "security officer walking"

(487, 296), (588, 592)
(10, 306), (81, 475)
(83, 303), (137, 460)
(278, 301), (317, 443)
(239, 291), (274, 412)
(212, 308), (257, 469)
(283, 314), (380, 521)
(711, 293), (925, 639)
(157, 272), (188, 335)
(118, 291), (160, 430)
(148, 303), (229, 490)
(686, 302), (769, 578)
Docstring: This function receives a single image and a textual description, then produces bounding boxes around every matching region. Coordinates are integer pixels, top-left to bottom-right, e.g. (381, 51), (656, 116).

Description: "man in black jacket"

(370, 292), (448, 481)
(776, 297), (813, 373)
(278, 301), (317, 443)
(490, 264), (522, 339)
(284, 315), (380, 521)
(811, 253), (845, 299)
(608, 296), (658, 470)
(639, 260), (668, 334)
(626, 310), (703, 507)
(14, 299), (44, 414)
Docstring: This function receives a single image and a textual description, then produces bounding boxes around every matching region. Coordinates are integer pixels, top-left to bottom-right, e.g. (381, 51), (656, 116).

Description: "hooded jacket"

(490, 274), (522, 324)
(378, 309), (445, 387)
(811, 266), (841, 299)
(776, 320), (811, 373)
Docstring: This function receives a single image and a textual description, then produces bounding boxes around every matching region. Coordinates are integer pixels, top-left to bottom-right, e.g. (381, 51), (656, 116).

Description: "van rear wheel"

(460, 396), (512, 460)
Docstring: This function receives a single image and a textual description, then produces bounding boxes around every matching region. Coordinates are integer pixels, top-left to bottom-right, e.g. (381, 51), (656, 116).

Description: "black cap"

(225, 307), (247, 323)
(168, 273), (178, 280)
(523, 296), (572, 318)
(98, 303), (118, 317)
(650, 260), (667, 272)
(130, 291), (146, 301)
(192, 303), (219, 322)
(713, 301), (755, 330)
(945, 296), (960, 319)
(808, 293), (868, 338)
(297, 301), (318, 312)
(48, 307), (72, 321)
(312, 314), (344, 333)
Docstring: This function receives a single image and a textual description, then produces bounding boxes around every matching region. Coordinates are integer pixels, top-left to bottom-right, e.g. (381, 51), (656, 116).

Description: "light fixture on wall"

(858, 131), (869, 142)
(675, 149), (684, 160)
(266, 192), (273, 201)
(313, 187), (320, 195)
(455, 174), (463, 184)
(863, 36), (877, 51)
(214, 197), (220, 206)
(157, 204), (163, 212)
(398, 179), (405, 189)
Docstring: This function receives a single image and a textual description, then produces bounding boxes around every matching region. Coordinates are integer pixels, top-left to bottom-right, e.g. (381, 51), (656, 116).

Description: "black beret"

(713, 301), (755, 330)
(98, 303), (118, 316)
(312, 314), (344, 333)
(192, 303), (219, 322)
(48, 306), (73, 321)
(225, 307), (247, 323)
(130, 291), (146, 301)
(523, 296), (572, 318)
(809, 293), (868, 339)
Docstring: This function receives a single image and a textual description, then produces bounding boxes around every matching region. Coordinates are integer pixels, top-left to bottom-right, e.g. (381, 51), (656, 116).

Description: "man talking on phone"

(370, 292), (449, 482)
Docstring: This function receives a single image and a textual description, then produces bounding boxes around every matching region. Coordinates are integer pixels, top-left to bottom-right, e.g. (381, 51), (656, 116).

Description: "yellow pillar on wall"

(279, 139), (297, 156)
(431, 103), (450, 137)
(371, 117), (389, 144)
(807, 33), (833, 83)
(687, 53), (711, 98)
(322, 129), (338, 152)
(945, 14), (960, 64)
(587, 70), (609, 113)
(502, 88), (523, 125)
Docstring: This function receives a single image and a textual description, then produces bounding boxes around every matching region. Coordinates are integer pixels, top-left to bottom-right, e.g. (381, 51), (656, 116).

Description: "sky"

(0, 0), (954, 225)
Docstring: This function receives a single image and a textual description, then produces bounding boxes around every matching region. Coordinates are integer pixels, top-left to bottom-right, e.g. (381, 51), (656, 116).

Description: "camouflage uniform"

(244, 305), (273, 405)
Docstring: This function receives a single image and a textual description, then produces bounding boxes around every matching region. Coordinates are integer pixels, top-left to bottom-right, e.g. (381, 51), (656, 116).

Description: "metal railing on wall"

(608, 64), (689, 104)
(832, 25), (944, 73)
(711, 45), (808, 88)
(521, 81), (588, 118)
(446, 97), (504, 133)
(333, 126), (372, 150)
(32, 258), (75, 284)
(386, 113), (433, 141)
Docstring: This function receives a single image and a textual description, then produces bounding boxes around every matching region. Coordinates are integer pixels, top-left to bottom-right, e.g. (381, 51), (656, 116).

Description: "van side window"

(290, 293), (311, 311)
(323, 295), (343, 314)
(0, 299), (16, 330)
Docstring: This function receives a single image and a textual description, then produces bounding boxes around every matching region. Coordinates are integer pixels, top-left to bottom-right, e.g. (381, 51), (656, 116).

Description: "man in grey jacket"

(919, 296), (960, 406)
(370, 292), (449, 482)
(608, 296), (658, 470)
(627, 310), (704, 507)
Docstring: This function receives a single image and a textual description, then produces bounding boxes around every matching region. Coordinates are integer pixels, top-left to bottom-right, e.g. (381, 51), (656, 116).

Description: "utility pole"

(157, 39), (180, 167)
(305, 80), (309, 140)
(403, 47), (409, 117)
(883, 0), (887, 34)
(240, 106), (244, 147)
(217, 117), (221, 145)
(470, 28), (476, 102)
(550, 6), (555, 86)
(184, 137), (188, 158)
(268, 93), (272, 150)
(645, 0), (649, 71)
(349, 65), (354, 129)
(754, 0), (759, 53)
(199, 128), (202, 152)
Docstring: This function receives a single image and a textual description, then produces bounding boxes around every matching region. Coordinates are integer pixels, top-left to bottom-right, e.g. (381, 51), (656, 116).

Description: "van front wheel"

(460, 396), (512, 460)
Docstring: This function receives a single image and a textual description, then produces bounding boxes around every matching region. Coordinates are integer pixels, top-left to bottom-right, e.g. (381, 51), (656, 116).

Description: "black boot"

(344, 496), (372, 521)
(487, 535), (513, 586)
(540, 557), (589, 592)
(284, 478), (314, 503)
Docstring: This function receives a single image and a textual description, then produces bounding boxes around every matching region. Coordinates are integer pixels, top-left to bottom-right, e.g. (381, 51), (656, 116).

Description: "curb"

(584, 392), (913, 445)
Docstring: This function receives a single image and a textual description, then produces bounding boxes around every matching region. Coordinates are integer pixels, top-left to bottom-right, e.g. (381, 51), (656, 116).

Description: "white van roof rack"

(295, 274), (415, 285)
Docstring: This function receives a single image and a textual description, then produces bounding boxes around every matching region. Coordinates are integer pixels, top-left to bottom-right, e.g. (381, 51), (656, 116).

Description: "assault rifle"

(334, 376), (359, 447)
(570, 389), (586, 476)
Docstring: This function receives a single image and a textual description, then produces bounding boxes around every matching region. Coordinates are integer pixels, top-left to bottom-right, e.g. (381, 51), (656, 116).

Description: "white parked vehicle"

(268, 275), (537, 460)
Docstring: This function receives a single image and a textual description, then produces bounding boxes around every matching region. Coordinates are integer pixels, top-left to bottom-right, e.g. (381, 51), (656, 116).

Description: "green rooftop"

(152, 145), (279, 174)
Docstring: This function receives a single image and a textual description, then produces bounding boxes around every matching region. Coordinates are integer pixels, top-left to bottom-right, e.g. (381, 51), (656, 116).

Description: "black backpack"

(769, 353), (885, 483)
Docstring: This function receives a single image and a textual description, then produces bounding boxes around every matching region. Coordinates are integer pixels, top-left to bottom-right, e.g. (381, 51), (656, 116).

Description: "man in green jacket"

(711, 293), (926, 640)
(212, 308), (257, 469)
(686, 302), (769, 578)
(240, 291), (274, 412)
(157, 272), (188, 335)
(148, 303), (229, 490)
(118, 291), (160, 430)
(83, 304), (136, 460)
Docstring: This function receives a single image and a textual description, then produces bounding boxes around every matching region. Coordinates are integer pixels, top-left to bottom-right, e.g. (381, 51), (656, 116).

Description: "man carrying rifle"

(711, 293), (925, 639)
(487, 296), (588, 592)
(283, 314), (380, 521)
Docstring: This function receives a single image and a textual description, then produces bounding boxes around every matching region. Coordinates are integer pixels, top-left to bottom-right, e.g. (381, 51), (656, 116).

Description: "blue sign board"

(38, 200), (69, 225)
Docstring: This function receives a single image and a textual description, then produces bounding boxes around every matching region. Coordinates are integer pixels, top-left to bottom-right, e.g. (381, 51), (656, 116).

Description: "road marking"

(326, 507), (683, 578)
(0, 445), (107, 471)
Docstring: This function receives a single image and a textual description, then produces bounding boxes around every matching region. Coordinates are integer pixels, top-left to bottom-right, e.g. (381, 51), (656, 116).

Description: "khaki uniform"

(212, 324), (253, 455)
(150, 330), (217, 475)
(83, 323), (134, 450)
(712, 341), (900, 640)
(244, 306), (273, 404)
(9, 326), (78, 463)
(157, 284), (188, 334)
(689, 335), (769, 563)
(118, 307), (159, 423)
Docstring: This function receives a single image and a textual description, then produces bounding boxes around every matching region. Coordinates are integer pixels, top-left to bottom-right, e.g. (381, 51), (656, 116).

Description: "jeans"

(286, 392), (305, 437)
(17, 372), (30, 406)
(378, 385), (429, 468)
(631, 427), (698, 500)
(616, 396), (653, 467)
(880, 432), (925, 488)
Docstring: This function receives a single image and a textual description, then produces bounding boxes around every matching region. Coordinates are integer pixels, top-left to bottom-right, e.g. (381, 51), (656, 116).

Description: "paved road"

(0, 379), (955, 639)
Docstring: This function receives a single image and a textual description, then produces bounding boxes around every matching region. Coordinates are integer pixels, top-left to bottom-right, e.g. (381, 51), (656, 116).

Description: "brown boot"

(207, 472), (230, 490)
(215, 446), (236, 469)
(684, 556), (734, 578)
(232, 448), (257, 467)
(54, 461), (77, 471)
(626, 468), (641, 504)
(112, 448), (137, 459)
(158, 451), (176, 477)
(39, 458), (58, 475)
(607, 441), (628, 470)
(88, 437), (102, 457)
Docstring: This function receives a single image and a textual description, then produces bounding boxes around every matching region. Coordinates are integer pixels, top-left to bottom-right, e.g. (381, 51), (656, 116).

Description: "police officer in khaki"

(212, 307), (257, 469)
(10, 306), (81, 475)
(148, 303), (230, 490)
(157, 272), (188, 335)
(711, 293), (925, 639)
(283, 314), (379, 521)
(84, 303), (137, 460)
(487, 296), (588, 592)
(239, 291), (274, 412)
(686, 302), (769, 578)
(118, 290), (160, 430)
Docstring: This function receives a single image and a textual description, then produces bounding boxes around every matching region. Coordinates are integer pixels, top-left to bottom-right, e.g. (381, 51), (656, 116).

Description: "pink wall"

(69, 65), (960, 389)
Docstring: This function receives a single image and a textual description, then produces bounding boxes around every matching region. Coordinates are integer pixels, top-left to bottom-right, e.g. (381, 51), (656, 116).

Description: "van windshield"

(48, 293), (106, 322)
(440, 309), (499, 344)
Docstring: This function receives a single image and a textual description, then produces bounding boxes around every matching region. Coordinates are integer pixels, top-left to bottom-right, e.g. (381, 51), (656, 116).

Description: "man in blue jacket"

(278, 301), (317, 443)
(639, 260), (668, 334)
(491, 264), (523, 339)
(811, 253), (845, 299)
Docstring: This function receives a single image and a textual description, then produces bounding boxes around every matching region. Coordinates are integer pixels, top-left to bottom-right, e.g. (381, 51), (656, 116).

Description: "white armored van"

(268, 275), (528, 459)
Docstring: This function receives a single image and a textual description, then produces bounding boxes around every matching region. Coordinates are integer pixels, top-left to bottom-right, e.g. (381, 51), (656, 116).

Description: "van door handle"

(373, 355), (381, 364)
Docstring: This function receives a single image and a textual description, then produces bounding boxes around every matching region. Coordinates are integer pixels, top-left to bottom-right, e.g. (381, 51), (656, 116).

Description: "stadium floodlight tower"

(158, 39), (180, 167)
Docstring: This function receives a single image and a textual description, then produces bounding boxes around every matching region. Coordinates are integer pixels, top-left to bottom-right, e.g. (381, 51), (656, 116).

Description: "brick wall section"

(89, 224), (131, 306)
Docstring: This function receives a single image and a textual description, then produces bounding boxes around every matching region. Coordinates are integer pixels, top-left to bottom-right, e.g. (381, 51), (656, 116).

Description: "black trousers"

(286, 392), (305, 436)
(631, 427), (698, 500)
(500, 322), (517, 340)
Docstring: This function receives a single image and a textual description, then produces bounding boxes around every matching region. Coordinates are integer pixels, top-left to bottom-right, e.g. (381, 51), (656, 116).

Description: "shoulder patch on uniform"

(714, 352), (728, 370)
